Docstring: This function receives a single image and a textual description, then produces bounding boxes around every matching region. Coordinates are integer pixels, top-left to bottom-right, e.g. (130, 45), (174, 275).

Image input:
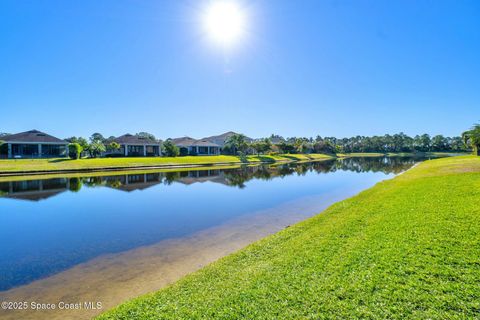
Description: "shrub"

(162, 140), (180, 157)
(68, 143), (83, 160)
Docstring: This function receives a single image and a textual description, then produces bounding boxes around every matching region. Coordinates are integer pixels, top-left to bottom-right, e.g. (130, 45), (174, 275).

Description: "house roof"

(170, 137), (220, 147)
(1, 130), (67, 144)
(112, 134), (160, 145)
(201, 131), (252, 147)
(192, 140), (221, 147)
(171, 137), (197, 146)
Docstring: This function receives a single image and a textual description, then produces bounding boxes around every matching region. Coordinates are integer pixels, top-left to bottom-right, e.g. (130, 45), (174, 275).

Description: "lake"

(0, 157), (420, 319)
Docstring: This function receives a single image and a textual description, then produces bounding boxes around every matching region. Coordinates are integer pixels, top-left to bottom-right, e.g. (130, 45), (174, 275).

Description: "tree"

(449, 136), (466, 152)
(462, 123), (480, 156)
(225, 134), (249, 155)
(313, 140), (336, 154)
(259, 138), (272, 154)
(90, 133), (105, 143)
(294, 138), (309, 154)
(250, 139), (272, 155)
(65, 137), (89, 151)
(87, 141), (106, 158)
(108, 141), (121, 152)
(431, 135), (448, 151)
(249, 141), (262, 156)
(162, 140), (180, 157)
(68, 143), (83, 160)
(277, 141), (295, 154)
(413, 134), (431, 152)
(86, 133), (106, 158)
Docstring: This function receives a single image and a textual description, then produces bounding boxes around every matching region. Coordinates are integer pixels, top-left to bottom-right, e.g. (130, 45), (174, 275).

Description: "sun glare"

(203, 1), (246, 48)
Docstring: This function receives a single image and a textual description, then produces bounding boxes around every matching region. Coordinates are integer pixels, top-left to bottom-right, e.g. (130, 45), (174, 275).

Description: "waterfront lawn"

(0, 154), (333, 173)
(98, 156), (480, 319)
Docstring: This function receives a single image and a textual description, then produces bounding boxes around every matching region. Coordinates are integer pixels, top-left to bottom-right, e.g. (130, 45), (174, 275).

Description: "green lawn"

(98, 156), (480, 319)
(0, 154), (332, 173)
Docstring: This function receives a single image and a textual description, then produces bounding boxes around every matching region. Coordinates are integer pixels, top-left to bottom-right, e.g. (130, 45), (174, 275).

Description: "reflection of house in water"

(101, 170), (230, 191)
(0, 170), (236, 202)
(175, 170), (230, 186)
(0, 178), (69, 201)
(101, 173), (164, 192)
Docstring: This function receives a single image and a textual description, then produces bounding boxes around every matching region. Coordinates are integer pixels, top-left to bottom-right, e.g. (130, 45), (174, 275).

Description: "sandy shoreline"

(0, 191), (347, 320)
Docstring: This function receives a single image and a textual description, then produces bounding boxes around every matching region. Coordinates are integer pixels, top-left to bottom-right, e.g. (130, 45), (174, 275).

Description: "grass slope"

(0, 154), (332, 173)
(98, 156), (480, 319)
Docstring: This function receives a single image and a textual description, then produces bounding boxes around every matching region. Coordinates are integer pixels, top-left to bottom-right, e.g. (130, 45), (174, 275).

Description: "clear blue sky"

(1, 0), (479, 139)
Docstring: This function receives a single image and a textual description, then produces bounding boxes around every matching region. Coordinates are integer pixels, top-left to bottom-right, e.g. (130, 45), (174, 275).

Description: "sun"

(203, 1), (246, 48)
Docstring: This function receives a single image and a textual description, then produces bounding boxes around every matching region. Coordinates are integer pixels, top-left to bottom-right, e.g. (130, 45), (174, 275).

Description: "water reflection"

(0, 179), (69, 201)
(0, 157), (417, 201)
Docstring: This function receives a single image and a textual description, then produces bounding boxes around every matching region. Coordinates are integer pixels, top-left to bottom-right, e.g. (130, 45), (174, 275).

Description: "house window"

(12, 144), (38, 157)
(41, 145), (66, 157)
(146, 146), (158, 156)
(128, 145), (144, 156)
(198, 147), (208, 154)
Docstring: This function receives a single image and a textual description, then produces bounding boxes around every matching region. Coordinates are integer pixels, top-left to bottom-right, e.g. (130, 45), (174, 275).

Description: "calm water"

(0, 157), (418, 292)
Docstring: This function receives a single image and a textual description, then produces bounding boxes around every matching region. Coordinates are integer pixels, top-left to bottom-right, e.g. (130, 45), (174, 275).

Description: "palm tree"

(225, 134), (248, 155)
(462, 123), (480, 156)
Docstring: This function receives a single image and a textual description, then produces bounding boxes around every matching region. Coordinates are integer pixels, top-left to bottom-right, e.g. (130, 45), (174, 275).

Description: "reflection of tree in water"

(82, 176), (107, 188)
(212, 157), (418, 187)
(164, 172), (181, 185)
(1, 157), (422, 199)
(334, 157), (417, 174)
(108, 180), (123, 188)
(68, 178), (82, 192)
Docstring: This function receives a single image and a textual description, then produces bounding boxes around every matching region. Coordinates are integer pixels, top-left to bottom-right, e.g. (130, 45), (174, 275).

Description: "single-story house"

(0, 130), (68, 159)
(105, 134), (162, 157)
(171, 137), (221, 155)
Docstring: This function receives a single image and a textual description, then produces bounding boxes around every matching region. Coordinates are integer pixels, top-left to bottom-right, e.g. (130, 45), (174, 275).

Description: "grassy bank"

(98, 156), (480, 319)
(0, 154), (332, 174)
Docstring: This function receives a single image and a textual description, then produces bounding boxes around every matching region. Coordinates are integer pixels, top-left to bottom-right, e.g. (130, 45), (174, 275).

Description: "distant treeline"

(267, 133), (468, 154)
